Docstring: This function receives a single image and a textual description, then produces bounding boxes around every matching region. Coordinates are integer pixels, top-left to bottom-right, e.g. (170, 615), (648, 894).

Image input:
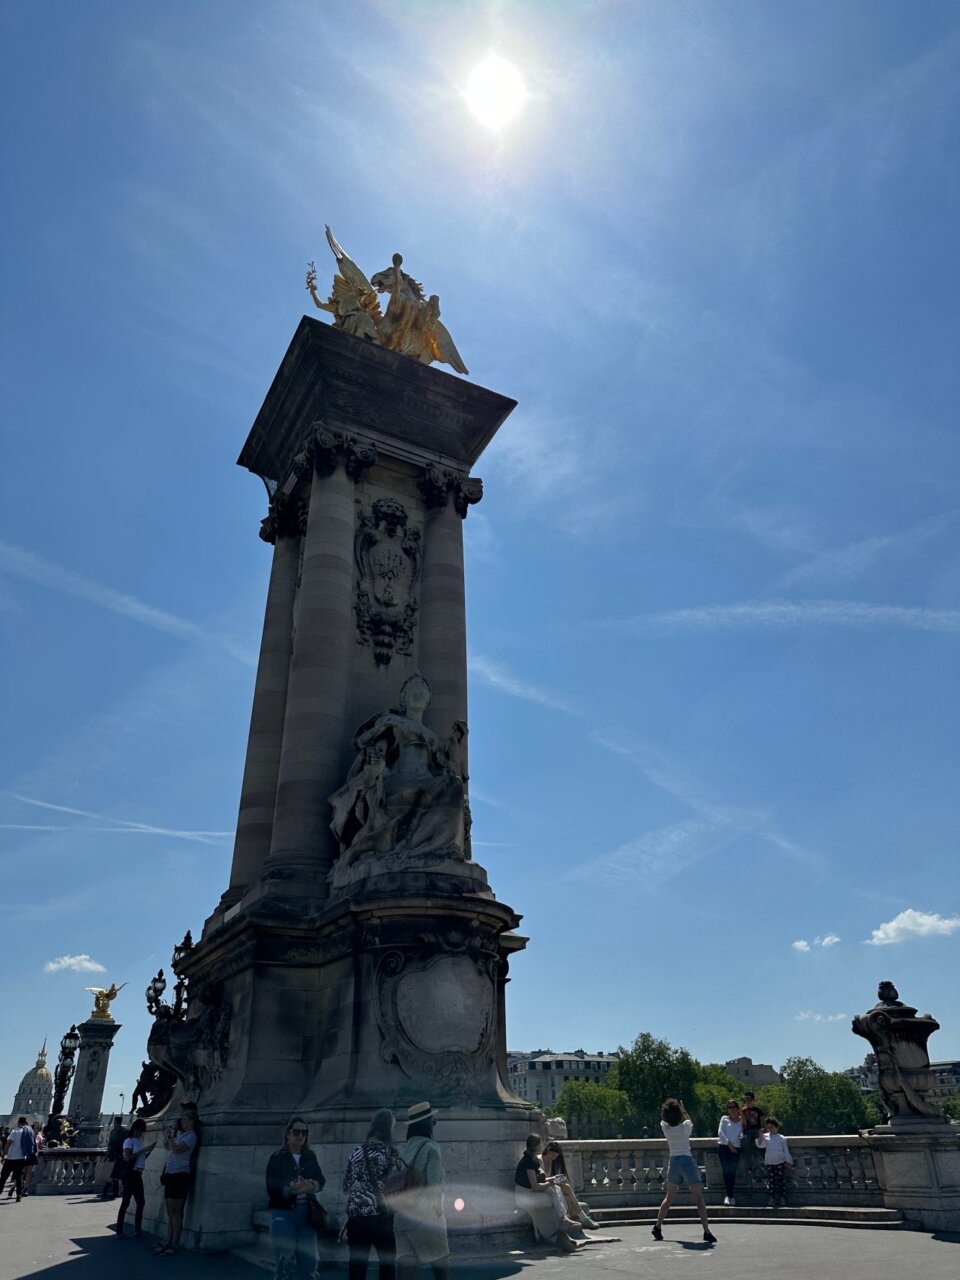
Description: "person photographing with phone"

(651, 1098), (717, 1245)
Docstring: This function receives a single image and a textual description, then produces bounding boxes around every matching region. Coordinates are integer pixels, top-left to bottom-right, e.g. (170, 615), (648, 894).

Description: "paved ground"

(2, 1194), (959, 1280)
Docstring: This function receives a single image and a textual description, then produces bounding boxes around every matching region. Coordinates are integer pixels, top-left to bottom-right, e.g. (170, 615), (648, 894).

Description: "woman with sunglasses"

(266, 1118), (326, 1280)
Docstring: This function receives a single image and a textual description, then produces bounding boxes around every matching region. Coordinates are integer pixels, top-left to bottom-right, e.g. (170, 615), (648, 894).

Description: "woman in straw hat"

(392, 1102), (450, 1280)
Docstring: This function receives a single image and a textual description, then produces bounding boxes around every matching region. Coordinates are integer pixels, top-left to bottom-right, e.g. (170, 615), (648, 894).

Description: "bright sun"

(464, 55), (526, 131)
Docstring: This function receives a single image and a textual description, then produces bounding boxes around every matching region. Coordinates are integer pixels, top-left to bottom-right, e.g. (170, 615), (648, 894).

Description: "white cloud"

(642, 599), (960, 635)
(778, 512), (957, 589)
(44, 954), (106, 974)
(795, 1010), (847, 1023)
(864, 908), (960, 946)
(5, 793), (232, 847)
(468, 653), (573, 713)
(0, 541), (255, 665)
(793, 934), (840, 951)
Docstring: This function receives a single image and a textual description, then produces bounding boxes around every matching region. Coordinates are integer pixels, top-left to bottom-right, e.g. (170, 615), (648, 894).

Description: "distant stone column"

(417, 468), (482, 752)
(264, 434), (375, 890)
(226, 505), (301, 901)
(69, 1018), (121, 1147)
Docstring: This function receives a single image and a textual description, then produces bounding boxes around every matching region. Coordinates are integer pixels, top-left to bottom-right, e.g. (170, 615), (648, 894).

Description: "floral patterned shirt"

(342, 1140), (403, 1217)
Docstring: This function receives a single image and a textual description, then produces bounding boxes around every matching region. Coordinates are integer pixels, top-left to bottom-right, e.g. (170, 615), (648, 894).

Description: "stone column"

(264, 444), (363, 890)
(226, 510), (301, 901)
(69, 1018), (121, 1147)
(417, 469), (481, 751)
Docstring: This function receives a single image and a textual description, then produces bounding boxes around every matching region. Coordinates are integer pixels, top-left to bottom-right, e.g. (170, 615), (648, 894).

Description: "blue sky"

(2, 1), (959, 1114)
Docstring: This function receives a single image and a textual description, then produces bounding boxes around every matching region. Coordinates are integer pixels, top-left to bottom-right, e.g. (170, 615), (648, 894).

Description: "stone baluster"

(701, 1144), (722, 1195)
(226, 503), (301, 901)
(265, 435), (373, 890)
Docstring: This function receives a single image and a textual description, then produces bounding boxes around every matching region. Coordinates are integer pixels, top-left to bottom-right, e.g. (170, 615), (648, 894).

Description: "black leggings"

(347, 1212), (396, 1280)
(117, 1171), (145, 1233)
(717, 1146), (740, 1197)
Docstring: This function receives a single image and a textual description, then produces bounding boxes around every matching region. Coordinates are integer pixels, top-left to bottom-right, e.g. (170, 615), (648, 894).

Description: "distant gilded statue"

(330, 673), (467, 871)
(85, 982), (126, 1021)
(306, 226), (469, 374)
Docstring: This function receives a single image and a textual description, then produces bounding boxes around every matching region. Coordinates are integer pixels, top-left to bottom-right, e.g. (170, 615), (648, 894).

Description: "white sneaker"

(723, 1197), (731, 1206)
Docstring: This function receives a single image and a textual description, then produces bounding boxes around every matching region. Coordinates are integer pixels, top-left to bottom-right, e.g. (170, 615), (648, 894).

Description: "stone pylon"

(141, 318), (539, 1251)
(70, 1018), (122, 1147)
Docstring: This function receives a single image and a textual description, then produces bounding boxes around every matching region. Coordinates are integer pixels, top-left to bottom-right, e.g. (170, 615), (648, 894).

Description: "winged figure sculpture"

(85, 981), (127, 1020)
(306, 226), (468, 375)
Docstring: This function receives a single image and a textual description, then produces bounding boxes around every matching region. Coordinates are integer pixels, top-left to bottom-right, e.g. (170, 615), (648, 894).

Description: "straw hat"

(405, 1101), (438, 1124)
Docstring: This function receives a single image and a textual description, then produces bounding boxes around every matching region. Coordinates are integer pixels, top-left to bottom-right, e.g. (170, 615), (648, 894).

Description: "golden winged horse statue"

(306, 226), (469, 375)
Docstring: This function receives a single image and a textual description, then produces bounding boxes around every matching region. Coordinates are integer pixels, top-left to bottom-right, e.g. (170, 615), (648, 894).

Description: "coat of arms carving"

(355, 498), (421, 665)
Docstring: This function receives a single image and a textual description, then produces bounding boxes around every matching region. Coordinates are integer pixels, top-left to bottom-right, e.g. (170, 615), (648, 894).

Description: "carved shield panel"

(355, 498), (421, 665)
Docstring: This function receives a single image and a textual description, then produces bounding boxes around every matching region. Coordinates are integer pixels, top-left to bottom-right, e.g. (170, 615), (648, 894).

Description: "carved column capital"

(453, 476), (483, 518)
(291, 422), (379, 483)
(258, 495), (302, 543)
(418, 466), (483, 518)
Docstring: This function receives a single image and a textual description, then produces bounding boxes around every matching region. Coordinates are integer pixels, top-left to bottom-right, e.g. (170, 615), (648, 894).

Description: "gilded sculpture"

(85, 982), (126, 1021)
(307, 226), (469, 374)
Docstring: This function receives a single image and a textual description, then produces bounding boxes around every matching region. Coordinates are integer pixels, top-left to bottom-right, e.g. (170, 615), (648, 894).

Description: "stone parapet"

(865, 1124), (960, 1232)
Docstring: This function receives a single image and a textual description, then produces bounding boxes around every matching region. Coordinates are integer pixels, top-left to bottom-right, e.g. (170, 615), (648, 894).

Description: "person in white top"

(0, 1117), (34, 1202)
(114, 1117), (157, 1237)
(757, 1116), (794, 1208)
(153, 1104), (199, 1257)
(651, 1099), (717, 1245)
(716, 1100), (743, 1205)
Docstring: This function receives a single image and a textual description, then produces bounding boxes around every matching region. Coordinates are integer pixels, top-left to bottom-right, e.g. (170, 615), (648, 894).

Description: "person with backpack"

(0, 1116), (35, 1202)
(342, 1109), (404, 1280)
(393, 1103), (449, 1280)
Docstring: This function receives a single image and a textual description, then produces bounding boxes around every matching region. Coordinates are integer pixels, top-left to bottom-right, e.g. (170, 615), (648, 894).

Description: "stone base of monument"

(866, 1123), (960, 1232)
(141, 886), (541, 1252)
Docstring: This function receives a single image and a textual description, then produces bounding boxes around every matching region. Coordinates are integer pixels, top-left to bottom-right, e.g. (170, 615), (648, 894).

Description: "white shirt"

(123, 1136), (146, 1171)
(5, 1127), (29, 1160)
(163, 1129), (197, 1175)
(718, 1116), (743, 1148)
(661, 1119), (693, 1156)
(758, 1132), (793, 1165)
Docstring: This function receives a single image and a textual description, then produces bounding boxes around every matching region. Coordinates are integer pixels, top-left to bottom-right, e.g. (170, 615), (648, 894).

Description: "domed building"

(5, 1043), (54, 1126)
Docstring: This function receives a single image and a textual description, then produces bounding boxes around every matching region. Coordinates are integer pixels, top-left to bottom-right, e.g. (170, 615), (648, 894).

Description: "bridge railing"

(560, 1135), (883, 1206)
(32, 1147), (105, 1195)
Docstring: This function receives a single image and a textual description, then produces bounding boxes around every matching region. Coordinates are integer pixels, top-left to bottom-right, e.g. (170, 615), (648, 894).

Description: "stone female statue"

(330, 673), (467, 871)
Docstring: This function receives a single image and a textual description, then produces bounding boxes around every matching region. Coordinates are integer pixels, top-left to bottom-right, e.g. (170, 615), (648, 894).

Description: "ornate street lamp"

(170, 930), (194, 1019)
(43, 1024), (81, 1142)
(146, 968), (167, 1017)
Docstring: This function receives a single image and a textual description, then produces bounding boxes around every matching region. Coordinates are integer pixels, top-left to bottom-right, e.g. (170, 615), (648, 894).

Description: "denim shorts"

(666, 1154), (701, 1186)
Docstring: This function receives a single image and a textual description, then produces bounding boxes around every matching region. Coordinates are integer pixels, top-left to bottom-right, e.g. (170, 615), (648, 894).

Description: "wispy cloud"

(0, 541), (255, 665)
(778, 512), (958, 590)
(795, 1010), (846, 1023)
(4, 794), (231, 847)
(468, 653), (573, 713)
(792, 933), (840, 952)
(565, 816), (755, 888)
(630, 599), (960, 635)
(864, 908), (960, 946)
(44, 954), (106, 974)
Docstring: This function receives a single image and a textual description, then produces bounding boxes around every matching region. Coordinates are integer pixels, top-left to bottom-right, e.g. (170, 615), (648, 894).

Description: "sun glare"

(464, 55), (526, 131)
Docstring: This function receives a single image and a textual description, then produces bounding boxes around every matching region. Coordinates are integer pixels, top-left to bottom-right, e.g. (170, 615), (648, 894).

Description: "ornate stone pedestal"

(70, 1017), (121, 1147)
(866, 1125), (960, 1232)
(138, 318), (539, 1251)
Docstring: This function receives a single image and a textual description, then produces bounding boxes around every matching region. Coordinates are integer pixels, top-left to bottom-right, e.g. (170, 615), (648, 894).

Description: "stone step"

(591, 1205), (903, 1229)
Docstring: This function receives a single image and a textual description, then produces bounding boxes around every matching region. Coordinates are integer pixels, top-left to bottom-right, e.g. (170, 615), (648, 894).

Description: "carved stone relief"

(417, 466), (483, 518)
(354, 498), (421, 665)
(374, 925), (501, 1102)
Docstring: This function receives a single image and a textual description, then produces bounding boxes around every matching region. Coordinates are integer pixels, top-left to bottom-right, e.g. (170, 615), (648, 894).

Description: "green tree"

(758, 1057), (881, 1133)
(609, 1032), (699, 1133)
(941, 1095), (960, 1122)
(553, 1081), (633, 1134)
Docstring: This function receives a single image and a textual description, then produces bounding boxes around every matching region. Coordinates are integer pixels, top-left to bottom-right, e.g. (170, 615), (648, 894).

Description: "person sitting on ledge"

(540, 1141), (600, 1230)
(513, 1133), (582, 1253)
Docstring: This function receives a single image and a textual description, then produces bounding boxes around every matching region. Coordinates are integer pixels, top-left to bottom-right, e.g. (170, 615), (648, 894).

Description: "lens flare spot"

(464, 56), (526, 131)
(454, 1197), (466, 1212)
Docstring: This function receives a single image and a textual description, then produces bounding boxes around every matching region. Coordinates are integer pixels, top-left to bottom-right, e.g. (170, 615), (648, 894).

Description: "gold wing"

(429, 318), (469, 376)
(325, 227), (377, 299)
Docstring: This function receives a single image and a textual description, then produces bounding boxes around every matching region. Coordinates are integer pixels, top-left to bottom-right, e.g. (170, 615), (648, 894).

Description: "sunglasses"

(290, 1128), (308, 1136)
